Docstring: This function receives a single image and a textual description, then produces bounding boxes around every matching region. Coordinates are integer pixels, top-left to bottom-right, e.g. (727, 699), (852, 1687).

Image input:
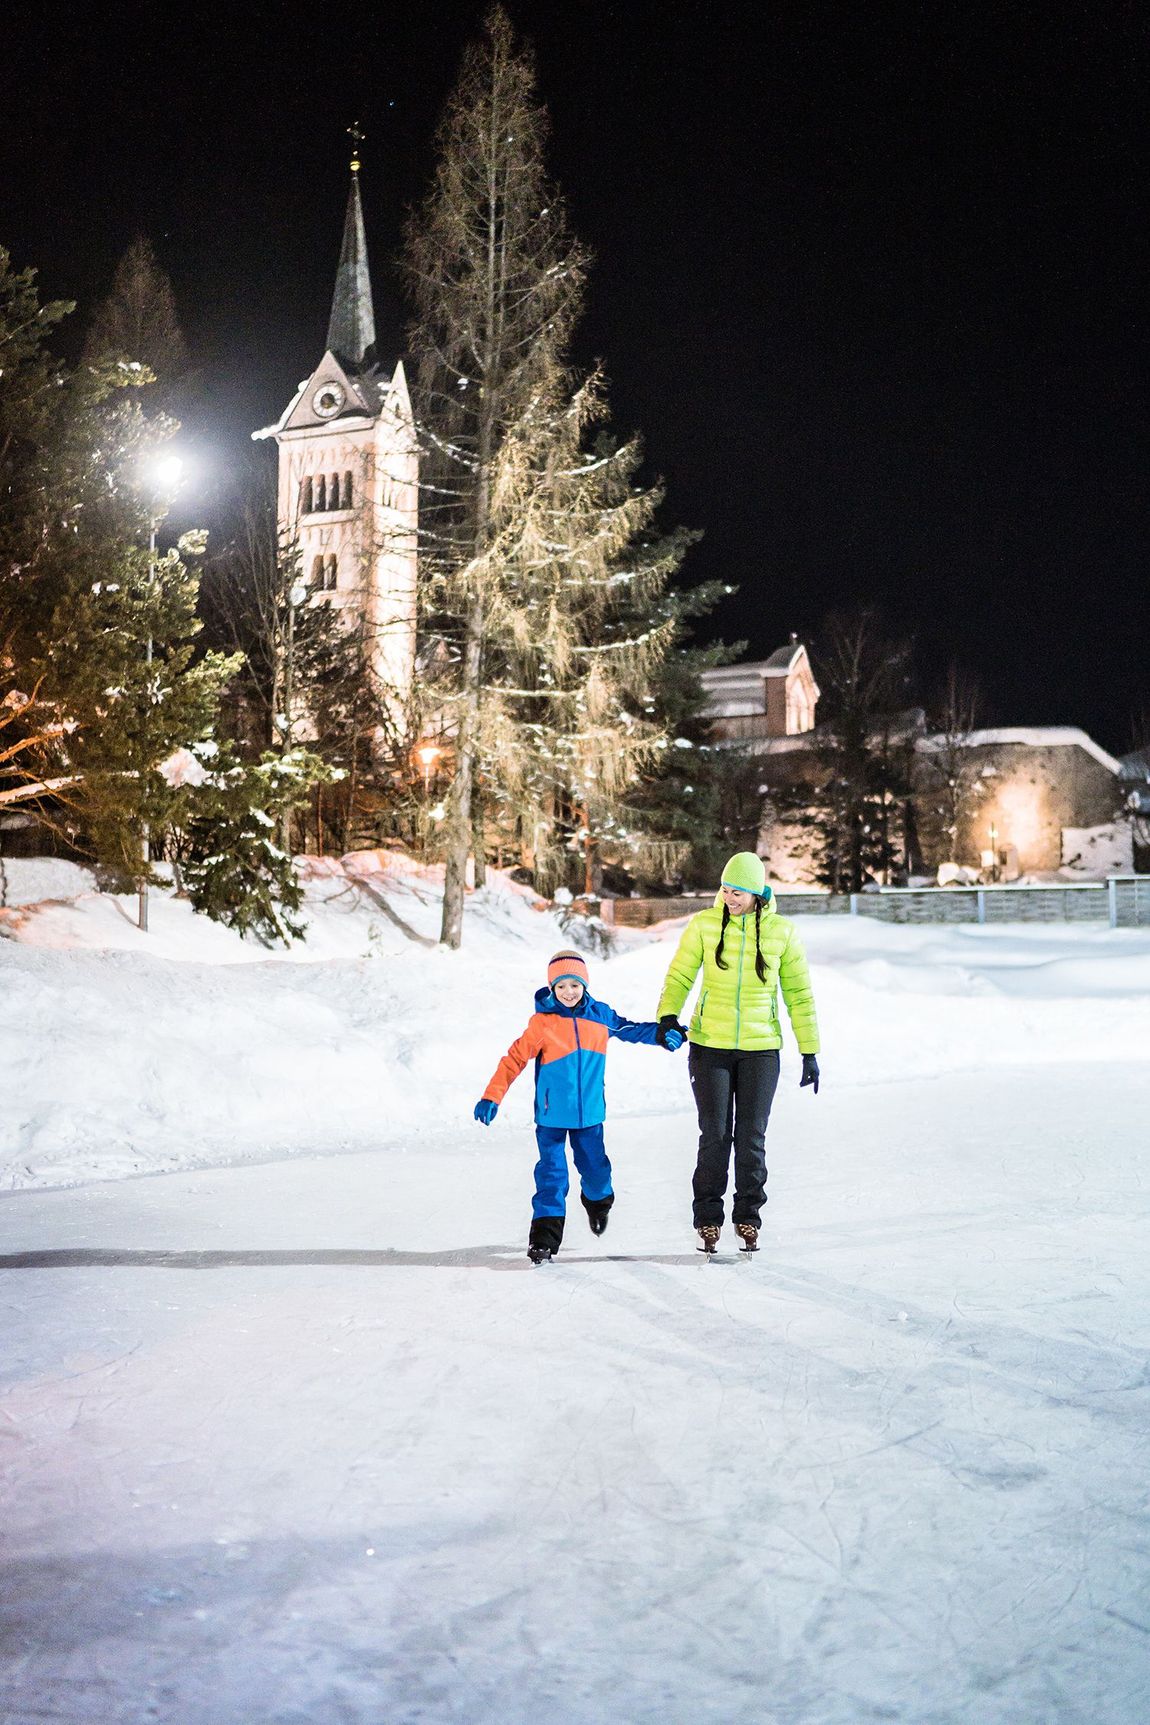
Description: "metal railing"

(602, 878), (1150, 929)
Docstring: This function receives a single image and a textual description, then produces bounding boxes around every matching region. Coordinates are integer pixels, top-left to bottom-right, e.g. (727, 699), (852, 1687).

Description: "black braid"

(753, 899), (767, 983)
(714, 904), (730, 969)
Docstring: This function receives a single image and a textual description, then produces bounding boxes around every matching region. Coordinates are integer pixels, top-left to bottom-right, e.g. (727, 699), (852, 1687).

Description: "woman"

(656, 852), (820, 1253)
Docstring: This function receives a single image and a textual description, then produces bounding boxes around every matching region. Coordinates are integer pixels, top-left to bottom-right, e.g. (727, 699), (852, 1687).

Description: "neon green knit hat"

(720, 851), (771, 899)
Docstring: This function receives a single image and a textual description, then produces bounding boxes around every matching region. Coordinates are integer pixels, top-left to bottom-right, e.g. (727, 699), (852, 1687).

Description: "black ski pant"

(688, 1045), (781, 1228)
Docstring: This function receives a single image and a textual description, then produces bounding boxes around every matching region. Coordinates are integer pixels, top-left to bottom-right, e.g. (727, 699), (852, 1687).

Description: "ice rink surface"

(2, 865), (1149, 1721)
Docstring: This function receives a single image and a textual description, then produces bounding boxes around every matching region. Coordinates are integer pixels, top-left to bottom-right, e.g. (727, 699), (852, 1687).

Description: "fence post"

(849, 894), (859, 917)
(1107, 877), (1117, 929)
(976, 889), (986, 925)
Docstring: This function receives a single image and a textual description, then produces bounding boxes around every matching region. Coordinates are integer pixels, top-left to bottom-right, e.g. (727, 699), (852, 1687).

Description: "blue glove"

(800, 1055), (820, 1094)
(657, 1015), (686, 1051)
(474, 1098), (498, 1125)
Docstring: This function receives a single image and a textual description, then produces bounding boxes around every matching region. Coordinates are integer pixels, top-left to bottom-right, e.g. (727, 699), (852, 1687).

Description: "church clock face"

(312, 381), (346, 419)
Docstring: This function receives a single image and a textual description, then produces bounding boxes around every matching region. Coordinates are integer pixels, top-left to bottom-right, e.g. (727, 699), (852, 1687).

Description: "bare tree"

(915, 663), (988, 870)
(202, 488), (421, 854)
(789, 610), (917, 893)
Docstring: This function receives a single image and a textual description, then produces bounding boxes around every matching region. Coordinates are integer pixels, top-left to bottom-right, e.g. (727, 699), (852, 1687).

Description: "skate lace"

(735, 1223), (758, 1240)
(697, 1225), (720, 1242)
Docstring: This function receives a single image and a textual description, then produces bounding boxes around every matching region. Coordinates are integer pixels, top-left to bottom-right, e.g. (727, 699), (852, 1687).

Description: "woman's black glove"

(800, 1054), (820, 1094)
(657, 1014), (687, 1051)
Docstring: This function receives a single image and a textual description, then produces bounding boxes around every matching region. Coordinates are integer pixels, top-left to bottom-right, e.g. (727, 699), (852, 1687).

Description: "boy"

(474, 950), (684, 1262)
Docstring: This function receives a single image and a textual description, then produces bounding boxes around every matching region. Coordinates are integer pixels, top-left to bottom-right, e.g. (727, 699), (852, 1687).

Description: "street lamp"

(137, 453), (187, 932)
(416, 744), (441, 796)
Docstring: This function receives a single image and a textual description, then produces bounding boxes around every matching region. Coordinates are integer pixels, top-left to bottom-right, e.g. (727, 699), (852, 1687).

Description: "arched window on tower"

(315, 474), (327, 511)
(342, 471), (353, 509)
(329, 474), (341, 509)
(311, 555), (325, 588)
(325, 555), (338, 591)
(300, 476), (313, 515)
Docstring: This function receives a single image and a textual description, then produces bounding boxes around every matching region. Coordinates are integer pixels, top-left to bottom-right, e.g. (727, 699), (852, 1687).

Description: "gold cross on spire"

(348, 121), (365, 172)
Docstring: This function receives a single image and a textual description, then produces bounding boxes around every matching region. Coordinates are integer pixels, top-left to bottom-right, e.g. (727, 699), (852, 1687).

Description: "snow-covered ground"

(2, 859), (1149, 1722)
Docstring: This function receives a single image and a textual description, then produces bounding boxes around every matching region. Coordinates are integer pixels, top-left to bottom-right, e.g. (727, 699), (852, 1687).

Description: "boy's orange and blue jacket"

(481, 988), (663, 1129)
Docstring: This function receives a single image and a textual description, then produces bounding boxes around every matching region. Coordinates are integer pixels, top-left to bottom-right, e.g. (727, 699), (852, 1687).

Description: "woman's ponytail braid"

(715, 904), (731, 969)
(753, 899), (767, 983)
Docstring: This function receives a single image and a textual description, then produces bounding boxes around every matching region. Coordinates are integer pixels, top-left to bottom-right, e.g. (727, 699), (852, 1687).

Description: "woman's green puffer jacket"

(656, 893), (820, 1053)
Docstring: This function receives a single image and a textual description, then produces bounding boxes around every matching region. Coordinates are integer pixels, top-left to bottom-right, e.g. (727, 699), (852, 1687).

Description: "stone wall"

(948, 743), (1120, 873)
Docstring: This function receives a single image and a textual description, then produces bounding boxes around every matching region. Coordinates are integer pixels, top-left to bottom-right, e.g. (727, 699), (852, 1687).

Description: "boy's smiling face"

(553, 978), (585, 1007)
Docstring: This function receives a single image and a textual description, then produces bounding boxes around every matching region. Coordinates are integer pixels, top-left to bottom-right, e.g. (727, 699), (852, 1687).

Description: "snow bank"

(0, 856), (98, 907)
(2, 855), (1149, 1190)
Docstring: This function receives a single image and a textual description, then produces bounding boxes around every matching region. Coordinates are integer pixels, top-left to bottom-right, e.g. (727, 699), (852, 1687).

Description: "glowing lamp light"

(415, 743), (443, 795)
(151, 453), (185, 491)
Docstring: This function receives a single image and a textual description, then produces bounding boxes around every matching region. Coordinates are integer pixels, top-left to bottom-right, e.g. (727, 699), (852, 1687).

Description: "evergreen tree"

(407, 6), (683, 940)
(0, 244), (237, 874)
(475, 405), (686, 895)
(625, 582), (766, 890)
(177, 747), (324, 945)
(82, 235), (191, 414)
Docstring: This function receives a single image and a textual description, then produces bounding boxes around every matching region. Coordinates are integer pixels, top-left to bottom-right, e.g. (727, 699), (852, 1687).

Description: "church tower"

(255, 131), (418, 706)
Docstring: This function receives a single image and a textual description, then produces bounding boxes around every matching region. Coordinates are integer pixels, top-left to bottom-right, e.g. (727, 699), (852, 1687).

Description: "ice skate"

(581, 1192), (614, 1237)
(528, 1216), (564, 1264)
(696, 1224), (721, 1254)
(735, 1222), (759, 1254)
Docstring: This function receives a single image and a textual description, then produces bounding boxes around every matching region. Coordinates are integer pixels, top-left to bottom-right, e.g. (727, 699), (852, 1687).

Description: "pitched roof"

(326, 169), (377, 373)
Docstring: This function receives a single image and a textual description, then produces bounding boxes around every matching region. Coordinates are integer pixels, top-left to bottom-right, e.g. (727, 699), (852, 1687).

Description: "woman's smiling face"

(721, 884), (756, 916)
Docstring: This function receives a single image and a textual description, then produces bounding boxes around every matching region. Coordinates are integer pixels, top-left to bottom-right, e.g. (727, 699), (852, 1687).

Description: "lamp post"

(282, 580), (308, 753)
(278, 579), (309, 855)
(415, 744), (442, 859)
(988, 822), (999, 885)
(137, 454), (186, 933)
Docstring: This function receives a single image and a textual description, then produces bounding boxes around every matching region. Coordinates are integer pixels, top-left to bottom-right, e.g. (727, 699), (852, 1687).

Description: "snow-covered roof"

(919, 727), (1122, 775)
(699, 644), (816, 717)
(762, 643), (805, 676)
(697, 664), (767, 717)
(1119, 744), (1150, 781)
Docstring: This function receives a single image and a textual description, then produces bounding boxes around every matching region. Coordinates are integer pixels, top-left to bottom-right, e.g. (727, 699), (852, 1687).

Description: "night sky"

(2, 1), (1146, 752)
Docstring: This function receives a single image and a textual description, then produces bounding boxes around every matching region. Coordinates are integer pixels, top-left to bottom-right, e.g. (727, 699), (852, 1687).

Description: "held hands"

(800, 1054), (820, 1095)
(657, 1015), (687, 1052)
(473, 1099), (499, 1126)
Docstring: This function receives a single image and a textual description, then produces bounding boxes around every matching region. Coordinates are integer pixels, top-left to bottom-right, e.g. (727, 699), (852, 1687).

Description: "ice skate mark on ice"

(0, 1246), (699, 1273)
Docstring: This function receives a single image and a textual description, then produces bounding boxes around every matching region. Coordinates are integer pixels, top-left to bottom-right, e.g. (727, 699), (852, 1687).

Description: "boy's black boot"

(528, 1215), (565, 1263)
(581, 1192), (614, 1236)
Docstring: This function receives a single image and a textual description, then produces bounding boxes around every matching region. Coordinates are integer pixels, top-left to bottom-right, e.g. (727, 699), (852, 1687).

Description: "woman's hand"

(657, 1016), (686, 1051)
(800, 1055), (820, 1094)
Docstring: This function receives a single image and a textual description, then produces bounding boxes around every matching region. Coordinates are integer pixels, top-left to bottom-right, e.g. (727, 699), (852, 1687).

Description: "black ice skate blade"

(738, 1244), (759, 1255)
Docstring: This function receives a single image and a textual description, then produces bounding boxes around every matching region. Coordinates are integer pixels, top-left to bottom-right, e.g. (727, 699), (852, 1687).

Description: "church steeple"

(326, 125), (377, 373)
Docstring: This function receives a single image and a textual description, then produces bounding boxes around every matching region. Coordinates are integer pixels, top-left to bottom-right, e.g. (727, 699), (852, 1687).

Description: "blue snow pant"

(531, 1123), (613, 1218)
